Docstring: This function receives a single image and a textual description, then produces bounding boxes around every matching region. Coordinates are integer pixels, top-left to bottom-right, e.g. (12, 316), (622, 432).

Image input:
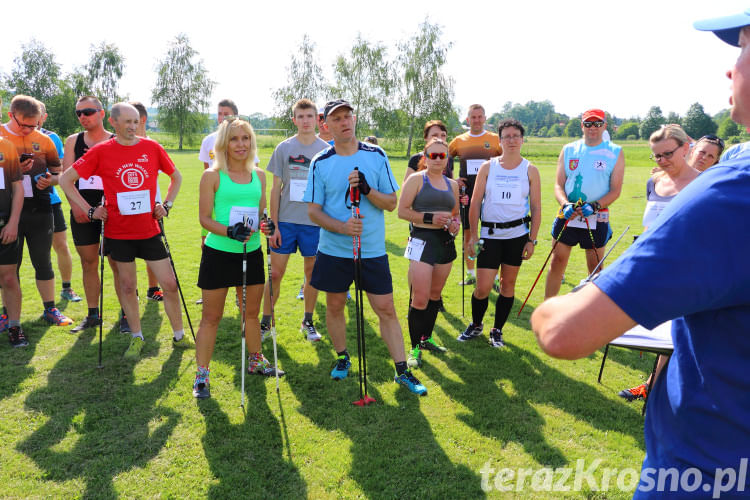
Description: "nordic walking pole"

(351, 168), (375, 406)
(572, 225), (630, 292)
(584, 217), (601, 264)
(517, 218), (571, 318)
(240, 216), (248, 408)
(158, 219), (195, 341)
(97, 207), (105, 369)
(263, 210), (281, 392)
(460, 185), (466, 318)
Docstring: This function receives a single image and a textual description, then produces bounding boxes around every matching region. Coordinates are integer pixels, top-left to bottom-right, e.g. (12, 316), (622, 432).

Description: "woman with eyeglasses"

(458, 119), (541, 348)
(397, 137), (460, 367)
(618, 124), (698, 403)
(688, 134), (725, 171)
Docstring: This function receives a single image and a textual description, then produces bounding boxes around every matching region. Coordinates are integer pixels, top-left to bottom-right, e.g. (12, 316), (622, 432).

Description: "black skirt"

(197, 244), (266, 289)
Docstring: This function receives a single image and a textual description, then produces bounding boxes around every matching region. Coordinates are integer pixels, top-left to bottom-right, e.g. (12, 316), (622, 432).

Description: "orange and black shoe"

(618, 383), (648, 402)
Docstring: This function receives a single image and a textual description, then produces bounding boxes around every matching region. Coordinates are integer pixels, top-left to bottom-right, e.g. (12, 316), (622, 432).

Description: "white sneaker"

(301, 319), (321, 342)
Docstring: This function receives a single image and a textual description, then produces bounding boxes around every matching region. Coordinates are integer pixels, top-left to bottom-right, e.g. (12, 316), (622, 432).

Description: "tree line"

(2, 26), (747, 152)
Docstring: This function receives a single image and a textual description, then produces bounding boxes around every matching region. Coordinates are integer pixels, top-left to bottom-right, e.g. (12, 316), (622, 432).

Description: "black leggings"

(18, 209), (54, 281)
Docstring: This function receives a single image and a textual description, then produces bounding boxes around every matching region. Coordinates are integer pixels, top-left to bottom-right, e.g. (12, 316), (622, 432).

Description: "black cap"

(323, 99), (353, 120)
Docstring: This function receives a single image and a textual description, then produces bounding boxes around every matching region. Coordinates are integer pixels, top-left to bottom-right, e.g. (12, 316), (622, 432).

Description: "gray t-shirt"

(267, 135), (330, 225)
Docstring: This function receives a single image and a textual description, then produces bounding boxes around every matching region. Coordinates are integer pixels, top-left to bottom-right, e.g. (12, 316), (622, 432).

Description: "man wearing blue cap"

(531, 10), (750, 499)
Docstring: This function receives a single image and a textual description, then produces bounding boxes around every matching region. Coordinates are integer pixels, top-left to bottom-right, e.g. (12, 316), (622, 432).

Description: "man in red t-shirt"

(60, 103), (184, 360)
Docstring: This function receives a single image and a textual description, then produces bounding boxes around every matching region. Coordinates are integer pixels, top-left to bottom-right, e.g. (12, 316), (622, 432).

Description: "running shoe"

(301, 319), (322, 342)
(119, 312), (131, 334)
(8, 325), (28, 348)
(172, 334), (187, 347)
(248, 353), (285, 377)
(394, 369), (427, 396)
(41, 307), (74, 326)
(489, 328), (505, 348)
(618, 383), (648, 402)
(493, 277), (500, 293)
(296, 283), (304, 300)
(193, 381), (210, 399)
(61, 288), (82, 302)
(330, 354), (351, 380)
(260, 322), (271, 342)
(147, 287), (164, 302)
(124, 336), (145, 360)
(0, 313), (8, 333)
(70, 315), (102, 334)
(457, 322), (483, 342)
(420, 336), (447, 353)
(458, 274), (476, 286)
(407, 346), (422, 369)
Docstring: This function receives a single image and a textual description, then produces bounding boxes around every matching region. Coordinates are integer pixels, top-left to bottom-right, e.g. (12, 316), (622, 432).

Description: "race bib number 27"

(117, 189), (151, 215)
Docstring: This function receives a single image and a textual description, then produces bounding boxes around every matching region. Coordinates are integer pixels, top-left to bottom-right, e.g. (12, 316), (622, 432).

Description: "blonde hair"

(649, 124), (689, 147)
(213, 119), (257, 174)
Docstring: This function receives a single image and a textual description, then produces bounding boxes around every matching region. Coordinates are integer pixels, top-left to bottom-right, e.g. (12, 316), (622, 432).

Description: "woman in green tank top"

(192, 119), (282, 399)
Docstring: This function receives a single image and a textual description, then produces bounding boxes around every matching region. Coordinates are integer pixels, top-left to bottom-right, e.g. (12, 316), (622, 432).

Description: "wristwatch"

(163, 201), (173, 214)
(528, 237), (537, 246)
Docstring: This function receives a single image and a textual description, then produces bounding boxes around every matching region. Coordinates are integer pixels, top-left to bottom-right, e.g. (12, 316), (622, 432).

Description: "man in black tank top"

(62, 96), (124, 334)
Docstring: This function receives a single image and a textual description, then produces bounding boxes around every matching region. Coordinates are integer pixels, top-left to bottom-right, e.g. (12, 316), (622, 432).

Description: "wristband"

(592, 201), (601, 212)
(423, 212), (434, 224)
(88, 207), (96, 222)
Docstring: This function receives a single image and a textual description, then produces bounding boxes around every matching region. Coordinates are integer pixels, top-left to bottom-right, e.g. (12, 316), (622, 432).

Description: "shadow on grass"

(0, 317), (55, 401)
(17, 309), (181, 499)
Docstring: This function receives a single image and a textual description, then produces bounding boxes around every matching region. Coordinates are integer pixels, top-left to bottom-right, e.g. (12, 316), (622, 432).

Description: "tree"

(639, 106), (666, 141)
(564, 118), (580, 137)
(717, 116), (741, 138)
(44, 77), (81, 138)
(615, 122), (640, 140)
(86, 42), (125, 111)
(665, 111), (681, 125)
(682, 102), (717, 139)
(331, 34), (394, 135)
(152, 34), (214, 150)
(547, 123), (563, 137)
(272, 35), (328, 132)
(5, 39), (60, 102)
(397, 19), (455, 156)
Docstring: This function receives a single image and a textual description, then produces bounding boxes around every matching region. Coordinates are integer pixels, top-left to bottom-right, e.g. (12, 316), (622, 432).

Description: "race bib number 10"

(117, 189), (151, 215)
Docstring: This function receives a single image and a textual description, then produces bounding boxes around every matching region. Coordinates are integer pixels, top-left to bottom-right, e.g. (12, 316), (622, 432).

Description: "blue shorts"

(272, 222), (320, 257)
(310, 251), (393, 295)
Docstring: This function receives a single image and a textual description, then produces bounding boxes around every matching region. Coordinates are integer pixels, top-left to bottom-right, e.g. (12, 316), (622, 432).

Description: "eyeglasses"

(700, 134), (725, 148)
(501, 134), (522, 141)
(583, 121), (605, 129)
(650, 145), (682, 162)
(75, 108), (101, 117)
(12, 114), (38, 130)
(425, 152), (447, 160)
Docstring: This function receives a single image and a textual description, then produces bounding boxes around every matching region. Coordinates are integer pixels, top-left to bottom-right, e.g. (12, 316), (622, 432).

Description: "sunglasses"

(700, 134), (725, 148)
(76, 108), (101, 117)
(583, 121), (605, 128)
(425, 152), (447, 160)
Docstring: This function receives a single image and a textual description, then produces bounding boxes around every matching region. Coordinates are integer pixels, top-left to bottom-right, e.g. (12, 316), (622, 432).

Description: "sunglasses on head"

(76, 108), (101, 117)
(425, 152), (447, 160)
(583, 121), (605, 128)
(700, 134), (725, 148)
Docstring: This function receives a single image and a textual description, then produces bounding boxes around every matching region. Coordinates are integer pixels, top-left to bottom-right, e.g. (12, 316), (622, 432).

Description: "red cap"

(582, 109), (606, 122)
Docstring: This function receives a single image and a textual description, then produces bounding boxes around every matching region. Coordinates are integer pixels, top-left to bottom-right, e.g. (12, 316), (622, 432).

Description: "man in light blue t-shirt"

(304, 99), (426, 396)
(532, 10), (750, 498)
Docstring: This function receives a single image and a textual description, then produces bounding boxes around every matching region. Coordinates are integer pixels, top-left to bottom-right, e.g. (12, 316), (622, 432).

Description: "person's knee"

(160, 277), (178, 294)
(119, 277), (137, 296)
(326, 294), (347, 315)
(500, 280), (516, 296)
(371, 298), (397, 319)
(0, 271), (19, 290)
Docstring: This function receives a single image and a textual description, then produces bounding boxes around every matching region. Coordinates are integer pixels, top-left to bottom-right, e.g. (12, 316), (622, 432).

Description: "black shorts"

(477, 234), (528, 269)
(310, 251), (393, 295)
(197, 244), (265, 289)
(71, 212), (102, 246)
(0, 240), (19, 266)
(18, 209), (54, 280)
(408, 227), (456, 265)
(106, 235), (168, 263)
(551, 217), (611, 249)
(52, 203), (67, 233)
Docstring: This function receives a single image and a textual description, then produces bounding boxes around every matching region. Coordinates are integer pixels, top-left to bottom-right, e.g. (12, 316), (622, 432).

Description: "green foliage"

(547, 123), (563, 137)
(151, 34), (214, 150)
(615, 122), (640, 140)
(717, 116), (740, 139)
(639, 106), (665, 141)
(537, 125), (548, 137)
(397, 19), (455, 156)
(246, 112), (279, 131)
(86, 42), (125, 111)
(681, 102), (717, 139)
(5, 39), (60, 101)
(665, 111), (681, 125)
(495, 100), (569, 136)
(272, 35), (328, 132)
(43, 79), (81, 138)
(627, 135), (637, 140)
(564, 117), (580, 137)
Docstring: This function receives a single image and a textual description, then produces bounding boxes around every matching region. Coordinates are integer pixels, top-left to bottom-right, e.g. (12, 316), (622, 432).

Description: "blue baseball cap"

(694, 8), (750, 47)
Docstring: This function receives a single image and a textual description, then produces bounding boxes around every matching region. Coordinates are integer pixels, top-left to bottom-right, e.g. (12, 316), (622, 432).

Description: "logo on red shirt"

(569, 159), (579, 171)
(119, 165), (146, 189)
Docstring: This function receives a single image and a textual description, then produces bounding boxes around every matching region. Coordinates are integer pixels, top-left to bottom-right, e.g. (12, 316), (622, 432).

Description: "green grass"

(1, 138), (658, 499)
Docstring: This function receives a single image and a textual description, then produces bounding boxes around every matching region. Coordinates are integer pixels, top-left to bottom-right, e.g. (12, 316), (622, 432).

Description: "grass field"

(1, 137), (659, 499)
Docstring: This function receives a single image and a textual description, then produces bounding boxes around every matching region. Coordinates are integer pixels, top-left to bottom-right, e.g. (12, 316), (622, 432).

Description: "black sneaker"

(147, 287), (164, 302)
(193, 381), (211, 399)
(489, 328), (505, 348)
(457, 322), (483, 342)
(70, 315), (102, 334)
(119, 313), (131, 334)
(420, 336), (448, 353)
(8, 325), (28, 347)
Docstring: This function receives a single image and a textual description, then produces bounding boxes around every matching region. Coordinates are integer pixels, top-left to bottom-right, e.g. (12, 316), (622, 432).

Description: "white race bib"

(289, 178), (307, 202)
(229, 206), (259, 231)
(22, 175), (33, 198)
(466, 159), (484, 176)
(80, 175), (104, 190)
(567, 214), (597, 230)
(117, 189), (151, 215)
(404, 237), (426, 261)
(491, 175), (522, 205)
(642, 201), (668, 228)
(0, 168), (5, 190)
